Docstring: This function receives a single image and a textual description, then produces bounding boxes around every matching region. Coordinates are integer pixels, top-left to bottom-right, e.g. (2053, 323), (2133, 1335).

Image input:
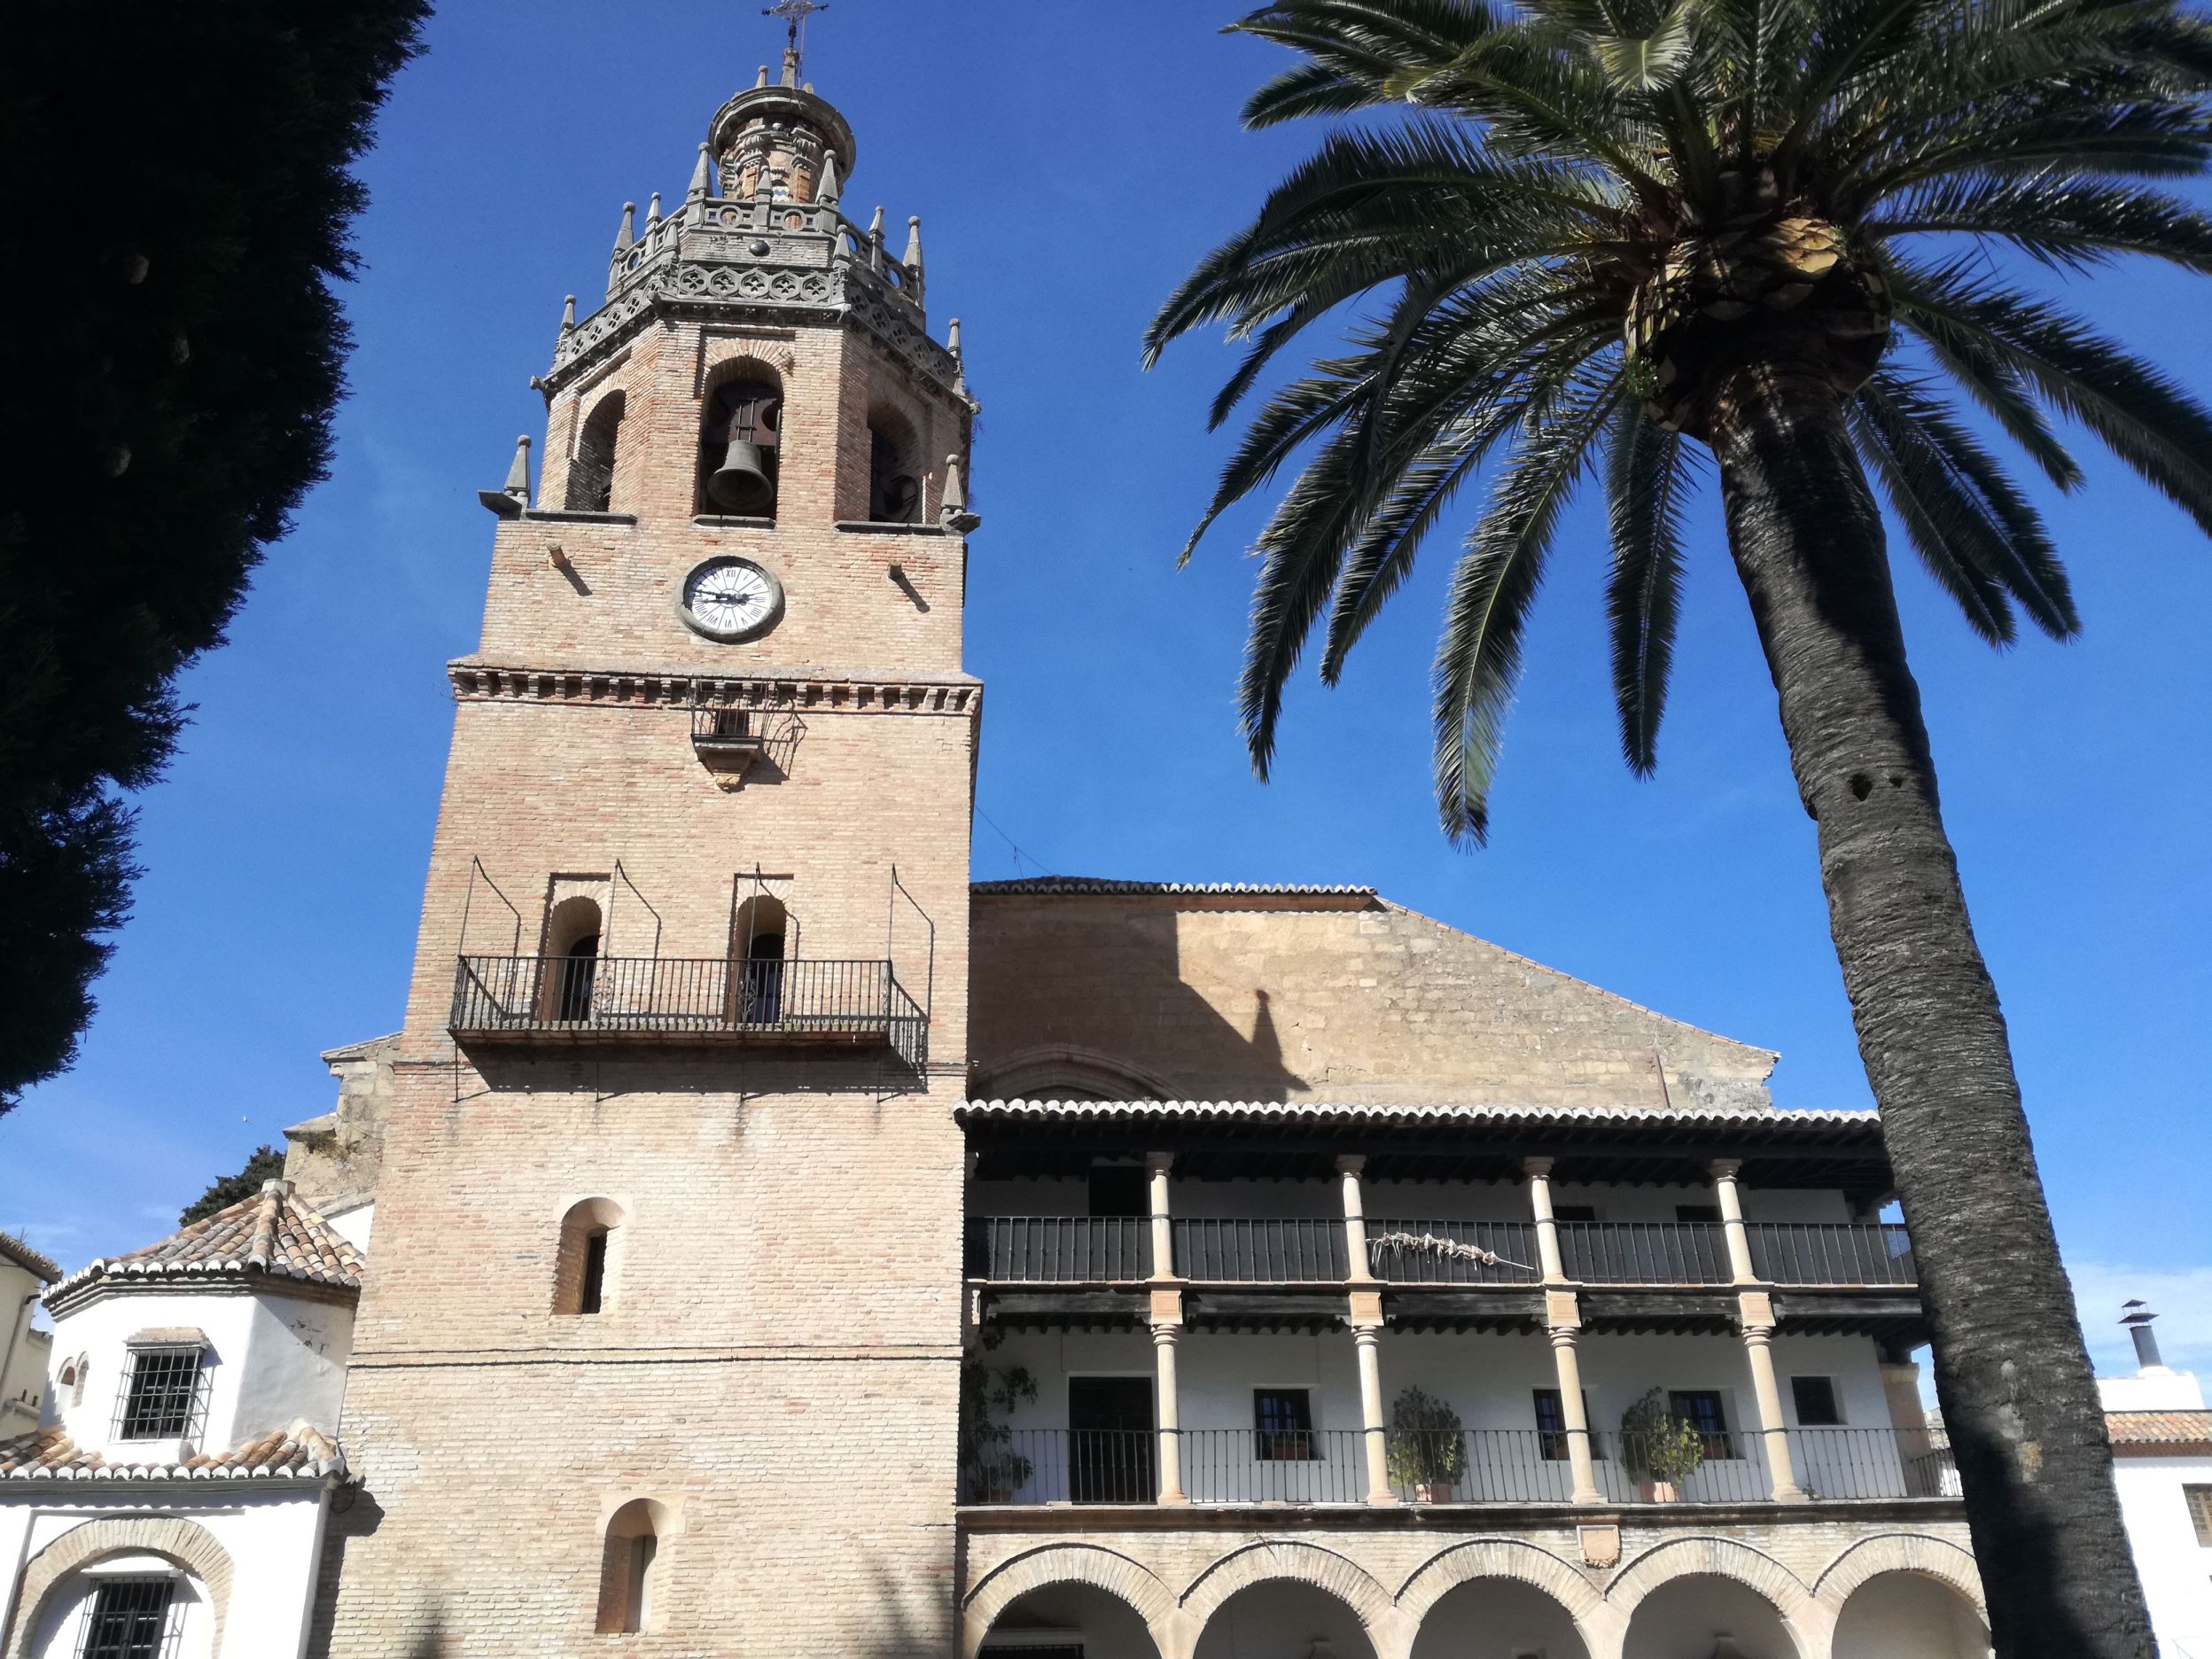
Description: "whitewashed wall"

(0, 1487), (330, 1659)
(41, 1287), (353, 1456)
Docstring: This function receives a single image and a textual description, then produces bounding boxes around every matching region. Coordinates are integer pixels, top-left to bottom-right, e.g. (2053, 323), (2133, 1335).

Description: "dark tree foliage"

(180, 1143), (287, 1227)
(0, 0), (431, 1115)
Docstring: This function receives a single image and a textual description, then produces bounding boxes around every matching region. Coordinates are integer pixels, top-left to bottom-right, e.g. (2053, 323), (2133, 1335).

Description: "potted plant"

(1620, 1389), (1706, 1501)
(1385, 1386), (1467, 1503)
(957, 1357), (1038, 1503)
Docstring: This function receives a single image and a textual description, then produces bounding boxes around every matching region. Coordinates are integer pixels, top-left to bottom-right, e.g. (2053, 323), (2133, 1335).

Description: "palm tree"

(1146, 2), (2212, 1652)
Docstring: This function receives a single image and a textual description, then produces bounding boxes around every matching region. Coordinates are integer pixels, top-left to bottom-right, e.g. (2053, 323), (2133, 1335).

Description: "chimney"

(2122, 1300), (2168, 1373)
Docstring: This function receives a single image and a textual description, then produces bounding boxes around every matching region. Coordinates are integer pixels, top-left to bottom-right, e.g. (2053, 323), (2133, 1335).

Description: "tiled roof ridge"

(961, 1097), (1880, 1125)
(971, 877), (1376, 897)
(2107, 1408), (2212, 1444)
(0, 1232), (62, 1283)
(47, 1180), (364, 1308)
(0, 1420), (346, 1483)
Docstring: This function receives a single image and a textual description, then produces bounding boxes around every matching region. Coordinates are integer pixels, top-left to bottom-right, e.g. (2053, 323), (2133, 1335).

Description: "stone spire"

(611, 201), (635, 255)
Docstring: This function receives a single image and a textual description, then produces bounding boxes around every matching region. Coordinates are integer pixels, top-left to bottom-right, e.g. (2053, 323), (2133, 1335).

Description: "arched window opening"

(541, 896), (604, 1024)
(555, 1198), (626, 1317)
(565, 391), (626, 512)
(699, 370), (783, 518)
(70, 1353), (90, 1406)
(868, 409), (922, 523)
(732, 894), (788, 1025)
(596, 1499), (668, 1634)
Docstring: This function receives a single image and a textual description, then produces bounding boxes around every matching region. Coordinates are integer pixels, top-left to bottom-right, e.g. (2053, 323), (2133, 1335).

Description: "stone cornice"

(448, 660), (981, 718)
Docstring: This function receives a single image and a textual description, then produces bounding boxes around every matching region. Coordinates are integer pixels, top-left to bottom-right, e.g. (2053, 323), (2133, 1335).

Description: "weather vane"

(763, 0), (829, 68)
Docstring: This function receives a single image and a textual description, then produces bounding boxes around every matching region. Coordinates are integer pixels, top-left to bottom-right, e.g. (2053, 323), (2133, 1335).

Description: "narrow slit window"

(580, 1229), (610, 1315)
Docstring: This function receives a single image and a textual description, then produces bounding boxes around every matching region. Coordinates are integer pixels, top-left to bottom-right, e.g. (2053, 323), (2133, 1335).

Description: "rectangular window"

(2185, 1485), (2212, 1547)
(80, 1577), (175, 1659)
(1087, 1166), (1149, 1219)
(1254, 1388), (1318, 1460)
(1791, 1375), (1844, 1426)
(1551, 1204), (1599, 1222)
(114, 1348), (203, 1441)
(1669, 1390), (1736, 1458)
(1675, 1203), (1723, 1225)
(1531, 1389), (1605, 1460)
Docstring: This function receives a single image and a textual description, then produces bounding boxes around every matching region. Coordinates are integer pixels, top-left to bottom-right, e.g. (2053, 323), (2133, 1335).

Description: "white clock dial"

(680, 557), (783, 642)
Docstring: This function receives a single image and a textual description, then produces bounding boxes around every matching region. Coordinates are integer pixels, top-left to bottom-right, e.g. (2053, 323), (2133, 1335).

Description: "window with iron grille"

(113, 1347), (206, 1441)
(78, 1577), (177, 1659)
(2186, 1484), (2212, 1547)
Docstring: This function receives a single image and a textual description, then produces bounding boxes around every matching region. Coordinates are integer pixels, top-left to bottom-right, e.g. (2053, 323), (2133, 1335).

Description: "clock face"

(680, 557), (783, 642)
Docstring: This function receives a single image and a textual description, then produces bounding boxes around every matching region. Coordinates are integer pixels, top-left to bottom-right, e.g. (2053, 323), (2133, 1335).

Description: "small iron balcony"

(449, 954), (927, 1066)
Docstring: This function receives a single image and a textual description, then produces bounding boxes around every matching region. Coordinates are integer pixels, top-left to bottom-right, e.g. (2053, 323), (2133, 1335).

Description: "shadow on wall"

(970, 900), (1311, 1102)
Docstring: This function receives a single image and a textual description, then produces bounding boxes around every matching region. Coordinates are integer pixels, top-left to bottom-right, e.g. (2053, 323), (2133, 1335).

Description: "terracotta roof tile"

(0, 1233), (61, 1283)
(0, 1421), (345, 1482)
(2107, 1410), (2212, 1448)
(46, 1180), (362, 1313)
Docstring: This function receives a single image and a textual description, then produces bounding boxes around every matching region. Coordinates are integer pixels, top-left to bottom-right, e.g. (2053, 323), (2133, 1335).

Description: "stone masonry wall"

(970, 894), (1777, 1111)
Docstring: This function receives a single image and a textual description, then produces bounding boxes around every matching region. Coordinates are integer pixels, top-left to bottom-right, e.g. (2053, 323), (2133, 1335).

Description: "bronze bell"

(706, 437), (775, 514)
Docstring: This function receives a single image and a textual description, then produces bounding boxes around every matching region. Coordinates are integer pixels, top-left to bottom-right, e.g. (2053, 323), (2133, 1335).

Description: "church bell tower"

(321, 27), (978, 1655)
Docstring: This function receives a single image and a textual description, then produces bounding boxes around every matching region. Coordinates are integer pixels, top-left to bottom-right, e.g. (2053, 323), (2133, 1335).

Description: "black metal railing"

(1789, 1427), (1957, 1498)
(1367, 1219), (1543, 1284)
(956, 1216), (1918, 1288)
(1748, 1222), (1917, 1286)
(962, 1217), (1151, 1281)
(449, 954), (926, 1066)
(1172, 1218), (1350, 1281)
(1182, 1429), (1368, 1502)
(957, 1425), (1955, 1507)
(1556, 1221), (1734, 1284)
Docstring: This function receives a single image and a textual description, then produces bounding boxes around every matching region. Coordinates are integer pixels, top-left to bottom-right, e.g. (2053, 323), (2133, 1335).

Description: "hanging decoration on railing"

(1369, 1231), (1538, 1275)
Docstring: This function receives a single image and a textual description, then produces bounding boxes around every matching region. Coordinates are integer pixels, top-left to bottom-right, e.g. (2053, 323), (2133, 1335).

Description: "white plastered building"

(0, 1180), (363, 1659)
(2099, 1304), (2212, 1659)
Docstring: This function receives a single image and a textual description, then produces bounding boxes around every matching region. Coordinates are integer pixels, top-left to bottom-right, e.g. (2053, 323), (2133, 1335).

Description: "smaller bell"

(707, 437), (775, 514)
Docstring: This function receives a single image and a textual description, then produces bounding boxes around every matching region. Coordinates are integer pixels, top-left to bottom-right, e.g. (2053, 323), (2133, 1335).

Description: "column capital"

(1351, 1320), (1384, 1342)
(1708, 1157), (1744, 1180)
(1334, 1153), (1367, 1176)
(1522, 1155), (1555, 1180)
(1146, 1149), (1175, 1176)
(1149, 1320), (1183, 1344)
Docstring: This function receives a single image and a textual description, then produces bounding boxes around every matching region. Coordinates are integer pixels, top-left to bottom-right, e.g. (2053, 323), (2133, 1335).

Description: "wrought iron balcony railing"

(955, 1425), (1956, 1507)
(962, 1217), (1916, 1289)
(450, 954), (926, 1067)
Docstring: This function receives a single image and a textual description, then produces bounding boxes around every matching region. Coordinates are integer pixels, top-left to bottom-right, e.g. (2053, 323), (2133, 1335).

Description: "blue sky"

(3, 0), (2207, 1377)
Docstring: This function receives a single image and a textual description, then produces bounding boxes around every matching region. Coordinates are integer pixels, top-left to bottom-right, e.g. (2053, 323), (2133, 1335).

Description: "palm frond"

(1604, 404), (1695, 773)
(1432, 371), (1623, 841)
(1895, 261), (2212, 534)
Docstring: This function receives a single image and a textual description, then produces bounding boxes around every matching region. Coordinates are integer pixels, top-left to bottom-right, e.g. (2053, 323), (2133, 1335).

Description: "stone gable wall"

(970, 896), (1776, 1110)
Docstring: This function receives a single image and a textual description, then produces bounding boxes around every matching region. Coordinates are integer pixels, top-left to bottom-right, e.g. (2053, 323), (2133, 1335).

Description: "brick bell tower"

(319, 30), (978, 1658)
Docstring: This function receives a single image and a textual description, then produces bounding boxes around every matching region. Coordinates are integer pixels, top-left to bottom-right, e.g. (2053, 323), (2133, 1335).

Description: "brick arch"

(1814, 1532), (1986, 1621)
(4, 1515), (233, 1659)
(1605, 1535), (1816, 1632)
(1396, 1538), (1607, 1626)
(1180, 1539), (1394, 1635)
(962, 1543), (1177, 1659)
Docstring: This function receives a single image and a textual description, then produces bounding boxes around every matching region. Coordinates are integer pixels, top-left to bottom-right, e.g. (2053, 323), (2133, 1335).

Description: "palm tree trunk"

(1703, 356), (2153, 1659)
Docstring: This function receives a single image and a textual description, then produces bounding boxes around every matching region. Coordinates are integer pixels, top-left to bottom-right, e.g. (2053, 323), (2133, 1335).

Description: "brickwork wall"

(505, 317), (969, 674)
(970, 895), (1777, 1111)
(319, 288), (978, 1654)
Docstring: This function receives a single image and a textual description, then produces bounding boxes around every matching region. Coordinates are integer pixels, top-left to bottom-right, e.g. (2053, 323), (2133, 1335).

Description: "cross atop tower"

(764, 0), (828, 84)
